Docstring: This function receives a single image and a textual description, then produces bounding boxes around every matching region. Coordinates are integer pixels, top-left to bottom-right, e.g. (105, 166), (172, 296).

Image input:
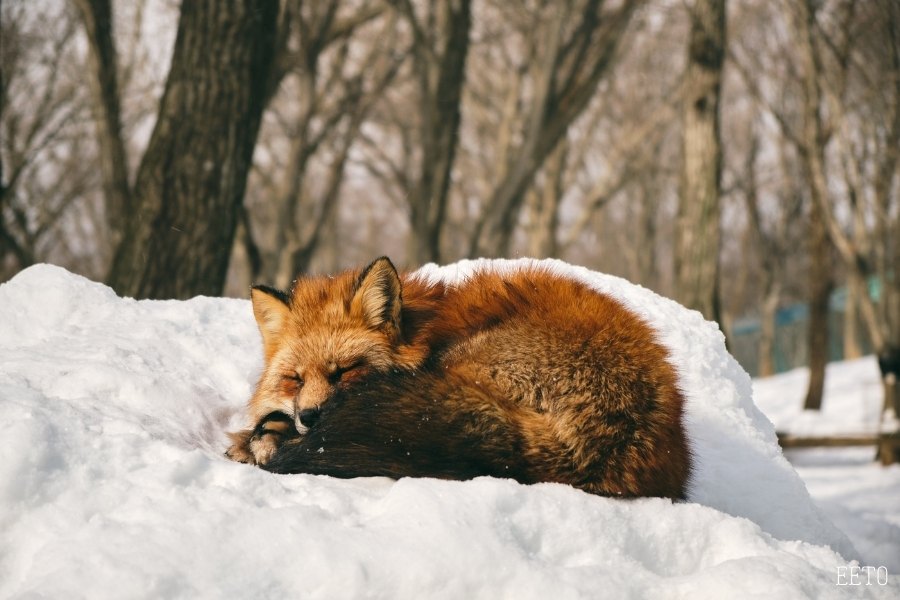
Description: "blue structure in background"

(730, 278), (881, 377)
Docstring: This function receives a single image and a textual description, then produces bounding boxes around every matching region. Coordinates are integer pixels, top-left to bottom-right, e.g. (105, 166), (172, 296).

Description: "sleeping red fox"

(226, 258), (691, 499)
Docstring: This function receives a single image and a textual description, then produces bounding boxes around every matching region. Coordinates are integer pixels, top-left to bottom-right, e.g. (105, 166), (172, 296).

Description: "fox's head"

(249, 257), (406, 434)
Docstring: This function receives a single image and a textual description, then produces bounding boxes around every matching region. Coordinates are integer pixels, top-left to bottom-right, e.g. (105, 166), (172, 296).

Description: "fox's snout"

(296, 407), (321, 430)
(292, 376), (335, 431)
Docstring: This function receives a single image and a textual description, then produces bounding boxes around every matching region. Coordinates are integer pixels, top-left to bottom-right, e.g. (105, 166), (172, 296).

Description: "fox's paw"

(226, 412), (299, 466)
(248, 433), (282, 466)
(225, 429), (258, 464)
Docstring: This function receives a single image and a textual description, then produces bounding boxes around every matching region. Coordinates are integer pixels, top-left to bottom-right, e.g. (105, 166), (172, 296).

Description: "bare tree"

(733, 0), (898, 417)
(524, 141), (567, 258)
(352, 0), (472, 265)
(73, 0), (131, 248)
(739, 129), (804, 377)
(674, 0), (726, 321)
(731, 0), (836, 409)
(792, 0), (840, 410)
(1, 3), (96, 280)
(394, 0), (472, 264)
(77, 0), (280, 299)
(243, 1), (400, 288)
(468, 0), (644, 258)
(549, 10), (685, 285)
(793, 0), (900, 420)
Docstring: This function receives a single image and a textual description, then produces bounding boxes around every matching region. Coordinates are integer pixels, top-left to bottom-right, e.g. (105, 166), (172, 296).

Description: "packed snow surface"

(754, 356), (889, 437)
(753, 356), (900, 573)
(0, 261), (893, 598)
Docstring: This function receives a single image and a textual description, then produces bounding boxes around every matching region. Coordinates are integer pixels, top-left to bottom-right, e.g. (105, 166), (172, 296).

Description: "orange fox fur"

(226, 258), (691, 499)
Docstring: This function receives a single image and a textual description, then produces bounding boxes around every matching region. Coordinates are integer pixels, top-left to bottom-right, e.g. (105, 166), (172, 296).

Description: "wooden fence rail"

(775, 431), (900, 466)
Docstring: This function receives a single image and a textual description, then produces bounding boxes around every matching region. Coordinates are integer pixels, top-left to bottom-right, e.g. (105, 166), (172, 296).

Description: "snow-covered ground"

(0, 262), (896, 599)
(754, 357), (890, 437)
(753, 357), (900, 574)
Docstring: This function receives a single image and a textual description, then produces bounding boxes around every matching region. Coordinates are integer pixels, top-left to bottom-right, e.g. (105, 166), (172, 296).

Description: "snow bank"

(752, 356), (900, 573)
(0, 262), (890, 599)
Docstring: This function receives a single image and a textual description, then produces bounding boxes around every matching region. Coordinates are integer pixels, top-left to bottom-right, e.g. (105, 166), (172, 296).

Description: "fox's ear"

(250, 285), (291, 359)
(350, 257), (402, 338)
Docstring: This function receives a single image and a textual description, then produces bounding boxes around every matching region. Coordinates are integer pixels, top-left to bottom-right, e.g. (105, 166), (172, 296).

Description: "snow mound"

(0, 262), (888, 599)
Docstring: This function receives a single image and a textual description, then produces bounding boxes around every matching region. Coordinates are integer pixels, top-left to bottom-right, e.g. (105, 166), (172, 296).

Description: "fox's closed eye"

(281, 373), (304, 387)
(334, 360), (366, 382)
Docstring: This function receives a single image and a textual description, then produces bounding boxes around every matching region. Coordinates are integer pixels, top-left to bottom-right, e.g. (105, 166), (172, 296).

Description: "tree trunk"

(872, 2), (900, 429)
(803, 200), (833, 410)
(791, 0), (836, 411)
(287, 136), (355, 279)
(404, 0), (472, 265)
(674, 0), (726, 321)
(74, 0), (132, 249)
(526, 142), (566, 258)
(876, 345), (900, 464)
(268, 117), (316, 287)
(106, 1), (278, 299)
(879, 347), (900, 416)
(758, 277), (781, 378)
(843, 272), (863, 360)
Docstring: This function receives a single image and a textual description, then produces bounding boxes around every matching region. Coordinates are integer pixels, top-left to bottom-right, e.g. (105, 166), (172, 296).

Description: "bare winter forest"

(1, 0), (898, 414)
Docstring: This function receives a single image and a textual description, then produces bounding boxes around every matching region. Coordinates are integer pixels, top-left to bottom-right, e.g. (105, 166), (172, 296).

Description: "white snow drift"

(0, 261), (892, 599)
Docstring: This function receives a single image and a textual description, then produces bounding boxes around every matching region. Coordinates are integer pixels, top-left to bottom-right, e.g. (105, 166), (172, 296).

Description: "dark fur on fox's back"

(262, 369), (539, 485)
(262, 359), (689, 499)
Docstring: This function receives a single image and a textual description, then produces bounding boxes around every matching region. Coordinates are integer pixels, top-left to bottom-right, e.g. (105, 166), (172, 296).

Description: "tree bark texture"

(803, 202), (832, 411)
(758, 277), (781, 378)
(843, 272), (863, 360)
(106, 0), (278, 299)
(403, 0), (472, 265)
(871, 1), (900, 422)
(526, 141), (566, 258)
(472, 0), (641, 258)
(674, 0), (725, 321)
(74, 0), (132, 247)
(791, 0), (836, 410)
